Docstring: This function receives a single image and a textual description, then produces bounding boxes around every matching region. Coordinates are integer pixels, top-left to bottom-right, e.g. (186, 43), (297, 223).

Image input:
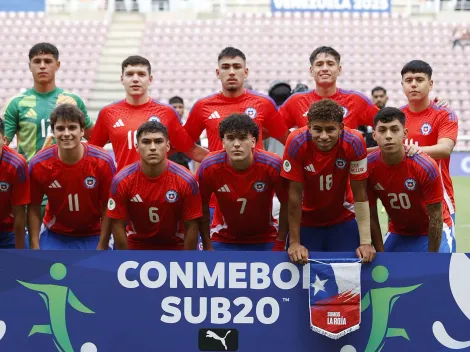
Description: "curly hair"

(307, 99), (344, 124)
(218, 113), (259, 140)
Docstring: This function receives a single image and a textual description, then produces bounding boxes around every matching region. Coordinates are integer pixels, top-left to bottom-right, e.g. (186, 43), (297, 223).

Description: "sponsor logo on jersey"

(245, 107), (257, 119)
(420, 123), (432, 135)
(283, 160), (291, 172)
(253, 181), (266, 192)
(166, 190), (179, 203)
(84, 176), (97, 189)
(149, 116), (160, 122)
(108, 198), (116, 210)
(0, 182), (10, 192)
(335, 158), (347, 169)
(404, 178), (417, 191)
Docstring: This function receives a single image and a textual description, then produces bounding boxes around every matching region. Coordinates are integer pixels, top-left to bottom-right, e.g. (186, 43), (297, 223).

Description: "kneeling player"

(281, 99), (375, 264)
(0, 119), (30, 248)
(368, 107), (454, 252)
(28, 104), (115, 249)
(104, 121), (202, 250)
(197, 113), (288, 251)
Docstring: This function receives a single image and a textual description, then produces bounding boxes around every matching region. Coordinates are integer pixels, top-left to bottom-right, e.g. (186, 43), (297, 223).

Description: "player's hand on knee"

(288, 243), (309, 265)
(356, 244), (376, 263)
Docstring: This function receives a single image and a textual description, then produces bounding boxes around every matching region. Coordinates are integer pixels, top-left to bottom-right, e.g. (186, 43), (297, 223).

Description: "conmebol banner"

(271, 0), (391, 12)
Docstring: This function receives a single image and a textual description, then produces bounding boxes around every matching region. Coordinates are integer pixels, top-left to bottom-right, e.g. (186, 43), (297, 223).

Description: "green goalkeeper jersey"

(2, 87), (93, 162)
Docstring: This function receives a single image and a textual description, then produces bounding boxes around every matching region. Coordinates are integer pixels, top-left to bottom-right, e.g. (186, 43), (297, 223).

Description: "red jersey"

(0, 145), (29, 232)
(184, 89), (288, 152)
(367, 150), (452, 235)
(401, 102), (458, 214)
(280, 89), (379, 129)
(89, 99), (195, 171)
(107, 160), (202, 250)
(197, 149), (287, 244)
(281, 126), (368, 227)
(29, 144), (116, 236)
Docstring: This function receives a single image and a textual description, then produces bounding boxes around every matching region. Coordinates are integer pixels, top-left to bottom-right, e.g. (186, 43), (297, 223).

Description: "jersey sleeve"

(280, 132), (305, 183)
(88, 109), (109, 147)
(354, 93), (379, 127)
(182, 180), (203, 221)
(420, 160), (444, 205)
(11, 158), (30, 206)
(29, 164), (45, 205)
(347, 130), (369, 181)
(165, 107), (195, 153)
(273, 173), (289, 203)
(262, 99), (288, 139)
(75, 95), (94, 130)
(279, 98), (297, 129)
(184, 100), (206, 143)
(437, 109), (458, 142)
(107, 178), (128, 220)
(2, 97), (20, 142)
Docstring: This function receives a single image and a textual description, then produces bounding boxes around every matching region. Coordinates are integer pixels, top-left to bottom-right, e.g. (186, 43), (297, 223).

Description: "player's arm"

(350, 178), (375, 263)
(97, 206), (112, 250)
(12, 205), (26, 249)
(287, 180), (308, 264)
(426, 202), (443, 252)
(369, 203), (384, 252)
(419, 138), (455, 159)
(87, 110), (109, 147)
(184, 144), (209, 163)
(184, 101), (206, 143)
(76, 95), (94, 140)
(2, 97), (20, 145)
(112, 219), (128, 250)
(263, 100), (289, 145)
(27, 204), (41, 249)
(275, 201), (288, 249)
(184, 219), (199, 250)
(199, 200), (213, 250)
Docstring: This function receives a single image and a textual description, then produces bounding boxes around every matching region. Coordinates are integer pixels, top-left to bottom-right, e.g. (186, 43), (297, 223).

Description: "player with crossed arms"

(197, 113), (288, 251)
(281, 99), (375, 264)
(368, 107), (454, 252)
(104, 121), (202, 250)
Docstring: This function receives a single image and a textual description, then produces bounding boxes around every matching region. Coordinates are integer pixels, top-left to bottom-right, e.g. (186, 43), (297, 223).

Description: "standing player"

(371, 86), (389, 109)
(184, 47), (289, 152)
(279, 46), (379, 131)
(368, 107), (454, 252)
(400, 60), (458, 236)
(281, 99), (375, 264)
(89, 56), (207, 171)
(168, 95), (192, 170)
(3, 43), (94, 162)
(0, 119), (30, 249)
(197, 114), (288, 251)
(28, 104), (115, 249)
(103, 121), (202, 250)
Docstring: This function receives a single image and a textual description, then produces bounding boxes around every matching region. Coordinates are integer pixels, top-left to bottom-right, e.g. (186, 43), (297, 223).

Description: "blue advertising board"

(0, 0), (44, 11)
(271, 0), (391, 12)
(450, 152), (470, 176)
(0, 251), (469, 351)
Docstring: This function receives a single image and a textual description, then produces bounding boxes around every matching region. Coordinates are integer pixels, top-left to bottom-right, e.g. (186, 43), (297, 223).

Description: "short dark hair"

(0, 119), (4, 136)
(29, 43), (59, 61)
(373, 107), (406, 127)
(401, 60), (433, 79)
(169, 96), (184, 105)
(218, 47), (246, 62)
(309, 46), (340, 65)
(307, 99), (344, 124)
(50, 104), (86, 130)
(218, 113), (259, 141)
(136, 121), (169, 142)
(371, 86), (387, 95)
(122, 55), (151, 75)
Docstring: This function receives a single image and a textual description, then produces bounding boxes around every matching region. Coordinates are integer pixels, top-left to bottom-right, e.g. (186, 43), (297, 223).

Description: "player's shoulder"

(407, 154), (439, 181)
(29, 145), (57, 168)
(338, 88), (374, 106)
(3, 90), (30, 110)
(98, 99), (126, 115)
(286, 126), (311, 158)
(340, 127), (366, 157)
(110, 161), (140, 194)
(246, 89), (278, 108)
(149, 99), (181, 119)
(282, 91), (312, 106)
(189, 92), (220, 112)
(429, 102), (458, 122)
(399, 104), (409, 112)
(168, 161), (199, 195)
(2, 145), (28, 179)
(254, 149), (282, 173)
(367, 149), (381, 164)
(86, 144), (117, 173)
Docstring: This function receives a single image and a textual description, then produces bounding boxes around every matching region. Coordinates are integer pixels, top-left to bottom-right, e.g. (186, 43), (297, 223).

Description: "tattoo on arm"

(427, 202), (443, 252)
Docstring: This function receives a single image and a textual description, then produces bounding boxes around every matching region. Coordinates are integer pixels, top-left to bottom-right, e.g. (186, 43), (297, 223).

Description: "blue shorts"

(39, 229), (100, 250)
(296, 218), (360, 252)
(0, 232), (15, 249)
(384, 224), (455, 253)
(211, 241), (275, 251)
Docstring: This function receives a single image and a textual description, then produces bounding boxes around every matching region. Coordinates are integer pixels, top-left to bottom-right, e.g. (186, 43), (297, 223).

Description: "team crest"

(84, 176), (97, 189)
(404, 178), (417, 191)
(335, 158), (347, 169)
(149, 116), (160, 122)
(253, 181), (266, 192)
(420, 123), (432, 135)
(107, 198), (116, 210)
(283, 160), (291, 172)
(0, 182), (10, 192)
(245, 107), (257, 119)
(342, 106), (349, 117)
(165, 190), (178, 203)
